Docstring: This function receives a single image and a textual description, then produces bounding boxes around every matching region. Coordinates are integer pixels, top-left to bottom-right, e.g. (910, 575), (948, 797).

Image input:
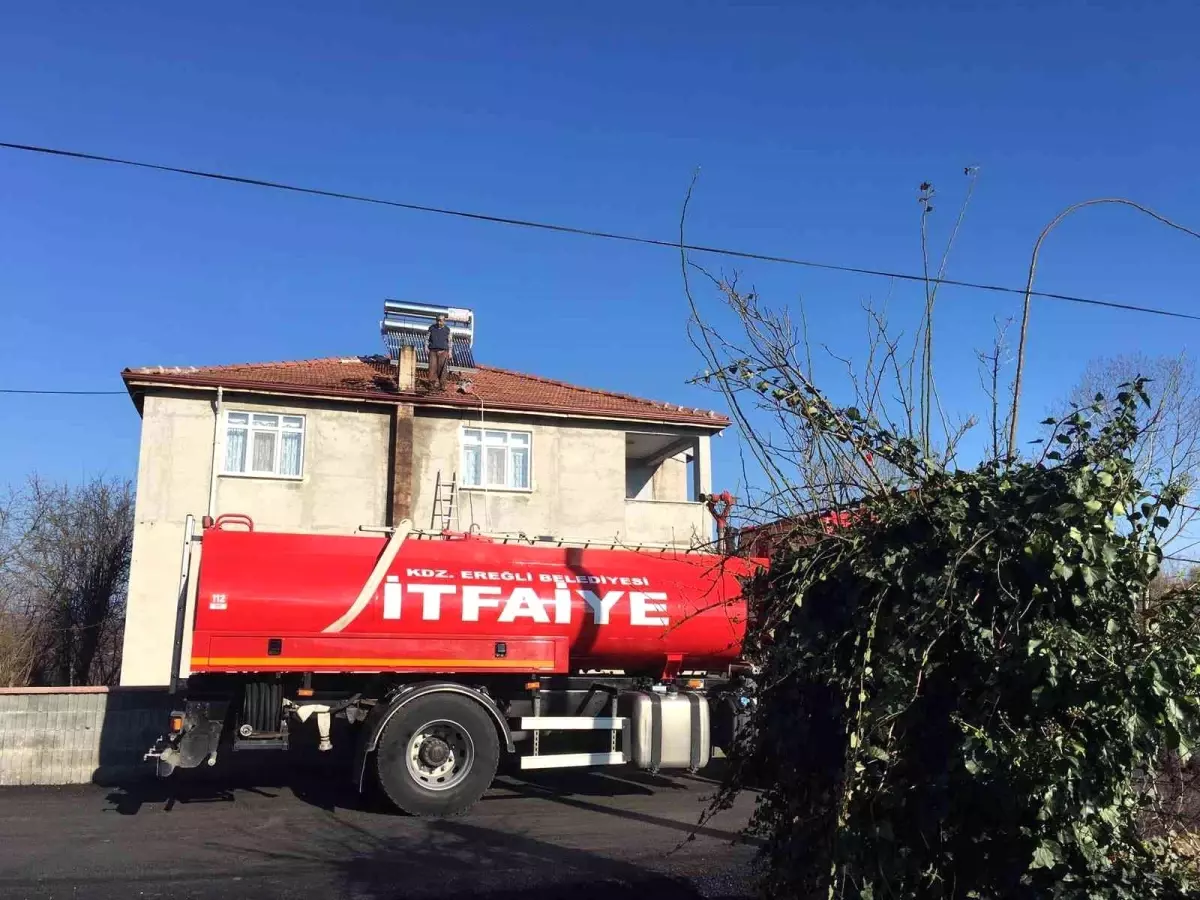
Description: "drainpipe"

(208, 386), (224, 519)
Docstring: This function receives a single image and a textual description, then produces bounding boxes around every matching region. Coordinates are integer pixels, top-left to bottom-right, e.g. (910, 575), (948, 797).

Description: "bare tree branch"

(0, 476), (134, 686)
(1009, 198), (1200, 457)
(1046, 352), (1200, 547)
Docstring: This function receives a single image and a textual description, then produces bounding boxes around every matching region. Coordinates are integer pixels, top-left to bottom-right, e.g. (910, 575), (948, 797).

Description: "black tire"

(375, 693), (500, 817)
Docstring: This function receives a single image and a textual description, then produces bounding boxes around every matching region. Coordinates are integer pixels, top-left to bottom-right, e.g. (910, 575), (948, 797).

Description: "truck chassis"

(147, 671), (755, 816)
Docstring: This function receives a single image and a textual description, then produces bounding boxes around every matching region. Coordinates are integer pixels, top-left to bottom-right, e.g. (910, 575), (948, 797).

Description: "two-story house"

(117, 303), (730, 686)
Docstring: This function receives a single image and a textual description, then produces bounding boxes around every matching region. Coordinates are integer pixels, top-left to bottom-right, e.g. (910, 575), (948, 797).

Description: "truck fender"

(352, 682), (514, 791)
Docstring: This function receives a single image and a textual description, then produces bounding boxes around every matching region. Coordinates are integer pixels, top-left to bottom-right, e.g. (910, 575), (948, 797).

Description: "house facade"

(118, 343), (729, 687)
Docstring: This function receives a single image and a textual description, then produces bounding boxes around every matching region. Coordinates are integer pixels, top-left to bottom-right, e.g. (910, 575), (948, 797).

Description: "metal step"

(518, 717), (625, 731)
(520, 751), (626, 771)
(232, 737), (289, 752)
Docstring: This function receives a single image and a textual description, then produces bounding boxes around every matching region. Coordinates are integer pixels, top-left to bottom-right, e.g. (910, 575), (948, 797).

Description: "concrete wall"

(623, 499), (711, 546)
(0, 687), (171, 785)
(653, 455), (690, 502)
(625, 455), (689, 503)
(120, 390), (391, 686)
(217, 397), (391, 533)
(411, 409), (712, 544)
(413, 409), (626, 539)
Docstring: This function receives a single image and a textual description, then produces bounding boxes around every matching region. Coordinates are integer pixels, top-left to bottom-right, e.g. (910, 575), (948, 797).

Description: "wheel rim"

(405, 719), (475, 791)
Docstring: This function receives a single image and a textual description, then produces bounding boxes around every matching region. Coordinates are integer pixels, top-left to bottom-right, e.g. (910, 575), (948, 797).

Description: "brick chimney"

(396, 344), (417, 392)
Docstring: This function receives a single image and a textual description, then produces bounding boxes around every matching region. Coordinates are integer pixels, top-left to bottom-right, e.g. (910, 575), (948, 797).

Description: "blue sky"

(1, 1), (1198, 499)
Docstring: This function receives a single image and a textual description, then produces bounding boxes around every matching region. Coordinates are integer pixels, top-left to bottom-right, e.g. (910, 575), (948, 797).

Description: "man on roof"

(427, 313), (452, 390)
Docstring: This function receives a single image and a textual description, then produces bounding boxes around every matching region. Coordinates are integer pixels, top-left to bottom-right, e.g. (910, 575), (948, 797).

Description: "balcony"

(623, 498), (711, 548)
(621, 430), (713, 547)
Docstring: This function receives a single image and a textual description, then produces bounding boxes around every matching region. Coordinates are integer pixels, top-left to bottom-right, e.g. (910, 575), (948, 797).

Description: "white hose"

(478, 392), (490, 532)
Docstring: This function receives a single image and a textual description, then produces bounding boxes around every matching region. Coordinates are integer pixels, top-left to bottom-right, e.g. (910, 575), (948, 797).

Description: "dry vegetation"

(0, 477), (133, 687)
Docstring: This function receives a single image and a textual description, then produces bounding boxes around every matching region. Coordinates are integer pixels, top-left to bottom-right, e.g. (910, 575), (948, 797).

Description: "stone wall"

(0, 687), (171, 785)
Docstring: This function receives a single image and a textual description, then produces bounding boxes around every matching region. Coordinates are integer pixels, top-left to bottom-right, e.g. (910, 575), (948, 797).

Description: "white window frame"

(460, 427), (533, 491)
(222, 410), (306, 479)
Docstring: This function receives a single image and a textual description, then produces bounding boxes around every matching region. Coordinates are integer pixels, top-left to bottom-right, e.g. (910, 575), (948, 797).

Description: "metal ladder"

(430, 471), (458, 531)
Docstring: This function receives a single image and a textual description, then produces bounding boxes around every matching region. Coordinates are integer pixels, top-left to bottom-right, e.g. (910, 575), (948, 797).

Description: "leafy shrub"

(716, 381), (1200, 899)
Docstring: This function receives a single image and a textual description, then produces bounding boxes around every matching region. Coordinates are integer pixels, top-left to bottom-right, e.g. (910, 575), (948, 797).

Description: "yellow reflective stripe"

(191, 656), (552, 669)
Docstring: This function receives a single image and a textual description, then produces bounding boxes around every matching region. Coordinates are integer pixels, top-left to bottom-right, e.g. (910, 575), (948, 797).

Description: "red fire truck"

(146, 511), (763, 816)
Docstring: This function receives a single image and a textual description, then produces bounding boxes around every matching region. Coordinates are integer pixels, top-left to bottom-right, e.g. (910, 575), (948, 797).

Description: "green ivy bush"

(718, 380), (1200, 899)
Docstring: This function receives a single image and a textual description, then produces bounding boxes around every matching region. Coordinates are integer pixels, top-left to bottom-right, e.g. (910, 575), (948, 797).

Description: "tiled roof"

(122, 356), (729, 428)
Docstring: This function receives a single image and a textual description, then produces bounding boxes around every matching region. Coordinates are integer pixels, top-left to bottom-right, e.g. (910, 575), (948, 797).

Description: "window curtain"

(280, 432), (302, 476)
(251, 431), (277, 473)
(486, 446), (506, 486)
(463, 444), (482, 486)
(225, 428), (247, 472)
(510, 447), (529, 488)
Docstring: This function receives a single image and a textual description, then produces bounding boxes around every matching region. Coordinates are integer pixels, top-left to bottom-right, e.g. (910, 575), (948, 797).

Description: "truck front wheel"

(375, 693), (500, 817)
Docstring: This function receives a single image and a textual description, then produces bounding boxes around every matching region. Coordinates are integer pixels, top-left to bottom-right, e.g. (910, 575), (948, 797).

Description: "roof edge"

(121, 371), (731, 429)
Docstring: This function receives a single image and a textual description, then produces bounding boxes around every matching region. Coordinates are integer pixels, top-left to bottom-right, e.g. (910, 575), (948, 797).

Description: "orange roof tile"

(122, 356), (729, 428)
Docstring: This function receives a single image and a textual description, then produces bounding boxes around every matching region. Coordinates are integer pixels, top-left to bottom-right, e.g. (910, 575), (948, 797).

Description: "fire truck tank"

(187, 523), (754, 678)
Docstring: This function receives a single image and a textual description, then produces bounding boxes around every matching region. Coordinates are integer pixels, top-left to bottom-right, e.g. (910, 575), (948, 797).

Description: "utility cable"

(0, 388), (125, 395)
(3, 140), (1200, 323)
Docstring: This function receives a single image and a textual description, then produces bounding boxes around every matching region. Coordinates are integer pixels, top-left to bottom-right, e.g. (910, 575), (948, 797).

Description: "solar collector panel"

(380, 300), (476, 370)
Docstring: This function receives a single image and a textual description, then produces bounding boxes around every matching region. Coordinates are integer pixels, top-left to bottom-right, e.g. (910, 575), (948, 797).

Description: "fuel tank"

(188, 523), (761, 677)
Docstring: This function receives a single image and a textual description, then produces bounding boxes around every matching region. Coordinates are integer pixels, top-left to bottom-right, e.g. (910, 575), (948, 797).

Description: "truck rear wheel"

(375, 693), (500, 817)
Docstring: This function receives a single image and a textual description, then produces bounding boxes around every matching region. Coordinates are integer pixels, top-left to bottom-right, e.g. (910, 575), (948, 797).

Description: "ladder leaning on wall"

(430, 471), (458, 531)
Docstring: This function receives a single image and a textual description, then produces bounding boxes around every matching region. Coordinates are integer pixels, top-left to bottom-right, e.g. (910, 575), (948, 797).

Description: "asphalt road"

(0, 759), (761, 900)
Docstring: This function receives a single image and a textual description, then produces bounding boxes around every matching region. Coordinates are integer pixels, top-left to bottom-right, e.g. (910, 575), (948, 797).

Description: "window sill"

(219, 471), (305, 483)
(459, 485), (534, 495)
(624, 498), (703, 504)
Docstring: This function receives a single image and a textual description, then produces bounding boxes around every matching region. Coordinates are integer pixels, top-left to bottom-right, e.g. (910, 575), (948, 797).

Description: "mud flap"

(711, 693), (754, 756)
(352, 698), (392, 791)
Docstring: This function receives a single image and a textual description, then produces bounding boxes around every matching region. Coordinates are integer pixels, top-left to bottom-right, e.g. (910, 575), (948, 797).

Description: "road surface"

(0, 759), (761, 900)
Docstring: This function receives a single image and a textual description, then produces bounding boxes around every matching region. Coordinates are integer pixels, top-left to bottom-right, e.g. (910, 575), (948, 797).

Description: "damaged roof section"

(122, 356), (730, 428)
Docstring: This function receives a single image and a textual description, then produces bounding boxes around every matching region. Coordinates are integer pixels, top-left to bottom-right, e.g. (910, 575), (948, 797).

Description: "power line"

(3, 140), (1200, 324)
(0, 388), (125, 395)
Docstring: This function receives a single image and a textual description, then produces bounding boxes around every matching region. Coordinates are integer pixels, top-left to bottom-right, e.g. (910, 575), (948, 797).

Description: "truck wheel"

(375, 693), (499, 817)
